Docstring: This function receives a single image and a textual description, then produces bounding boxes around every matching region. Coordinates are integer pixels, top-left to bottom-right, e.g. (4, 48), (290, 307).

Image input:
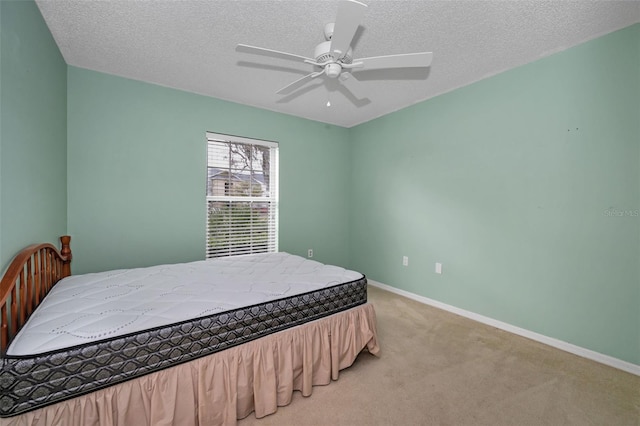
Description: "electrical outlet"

(402, 256), (409, 266)
(435, 262), (442, 274)
(308, 249), (313, 258)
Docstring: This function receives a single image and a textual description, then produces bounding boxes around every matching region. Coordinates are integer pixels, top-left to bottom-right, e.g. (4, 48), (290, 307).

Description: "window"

(206, 132), (279, 258)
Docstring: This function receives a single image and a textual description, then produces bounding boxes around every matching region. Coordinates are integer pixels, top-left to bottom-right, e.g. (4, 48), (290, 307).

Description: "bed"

(0, 236), (379, 425)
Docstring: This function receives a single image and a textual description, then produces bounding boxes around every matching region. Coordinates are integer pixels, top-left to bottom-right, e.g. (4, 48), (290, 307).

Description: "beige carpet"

(239, 285), (640, 426)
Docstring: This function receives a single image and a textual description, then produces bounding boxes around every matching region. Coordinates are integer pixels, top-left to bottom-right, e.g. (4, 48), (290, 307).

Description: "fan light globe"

(325, 63), (342, 78)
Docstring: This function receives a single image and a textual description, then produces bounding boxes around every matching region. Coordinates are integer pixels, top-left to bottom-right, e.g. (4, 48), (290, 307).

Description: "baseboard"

(367, 280), (640, 377)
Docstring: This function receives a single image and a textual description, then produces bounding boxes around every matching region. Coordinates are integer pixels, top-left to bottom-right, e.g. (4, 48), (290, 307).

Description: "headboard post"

(60, 235), (72, 278)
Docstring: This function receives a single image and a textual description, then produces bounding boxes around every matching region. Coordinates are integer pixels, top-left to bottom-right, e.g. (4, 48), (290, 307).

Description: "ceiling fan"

(236, 0), (433, 100)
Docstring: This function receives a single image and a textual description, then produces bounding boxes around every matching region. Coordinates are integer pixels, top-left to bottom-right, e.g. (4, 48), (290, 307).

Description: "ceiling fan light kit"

(237, 0), (433, 102)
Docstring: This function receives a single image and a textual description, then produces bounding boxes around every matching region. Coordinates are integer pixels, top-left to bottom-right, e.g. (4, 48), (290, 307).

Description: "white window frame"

(206, 132), (279, 258)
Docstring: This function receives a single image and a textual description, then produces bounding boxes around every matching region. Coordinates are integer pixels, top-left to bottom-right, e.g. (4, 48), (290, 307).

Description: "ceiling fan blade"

(339, 72), (366, 100)
(352, 52), (433, 71)
(329, 0), (367, 60)
(237, 44), (315, 63)
(276, 71), (324, 95)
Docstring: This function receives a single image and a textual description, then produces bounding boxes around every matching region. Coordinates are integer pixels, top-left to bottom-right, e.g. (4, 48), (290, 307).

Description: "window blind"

(206, 132), (279, 258)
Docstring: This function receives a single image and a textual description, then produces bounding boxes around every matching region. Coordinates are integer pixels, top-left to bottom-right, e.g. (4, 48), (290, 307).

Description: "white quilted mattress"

(7, 252), (363, 356)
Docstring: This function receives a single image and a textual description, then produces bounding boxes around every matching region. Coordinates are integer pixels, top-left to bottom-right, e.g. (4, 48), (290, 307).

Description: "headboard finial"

(60, 235), (72, 277)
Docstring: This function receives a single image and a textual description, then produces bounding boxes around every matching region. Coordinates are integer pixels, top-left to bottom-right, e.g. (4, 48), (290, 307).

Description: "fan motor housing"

(314, 40), (353, 64)
(314, 41), (334, 63)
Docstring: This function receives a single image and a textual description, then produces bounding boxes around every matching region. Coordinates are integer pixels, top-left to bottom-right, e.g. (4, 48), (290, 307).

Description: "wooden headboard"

(0, 236), (72, 355)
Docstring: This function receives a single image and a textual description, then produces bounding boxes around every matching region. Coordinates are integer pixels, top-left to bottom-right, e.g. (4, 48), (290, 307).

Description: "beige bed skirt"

(1, 303), (379, 426)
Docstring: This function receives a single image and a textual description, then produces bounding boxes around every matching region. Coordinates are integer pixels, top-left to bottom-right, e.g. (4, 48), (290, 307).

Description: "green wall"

(67, 67), (351, 274)
(349, 24), (640, 365)
(0, 0), (67, 272)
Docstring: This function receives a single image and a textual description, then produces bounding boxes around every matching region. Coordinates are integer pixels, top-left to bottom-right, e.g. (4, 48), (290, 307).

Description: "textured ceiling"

(36, 0), (640, 128)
